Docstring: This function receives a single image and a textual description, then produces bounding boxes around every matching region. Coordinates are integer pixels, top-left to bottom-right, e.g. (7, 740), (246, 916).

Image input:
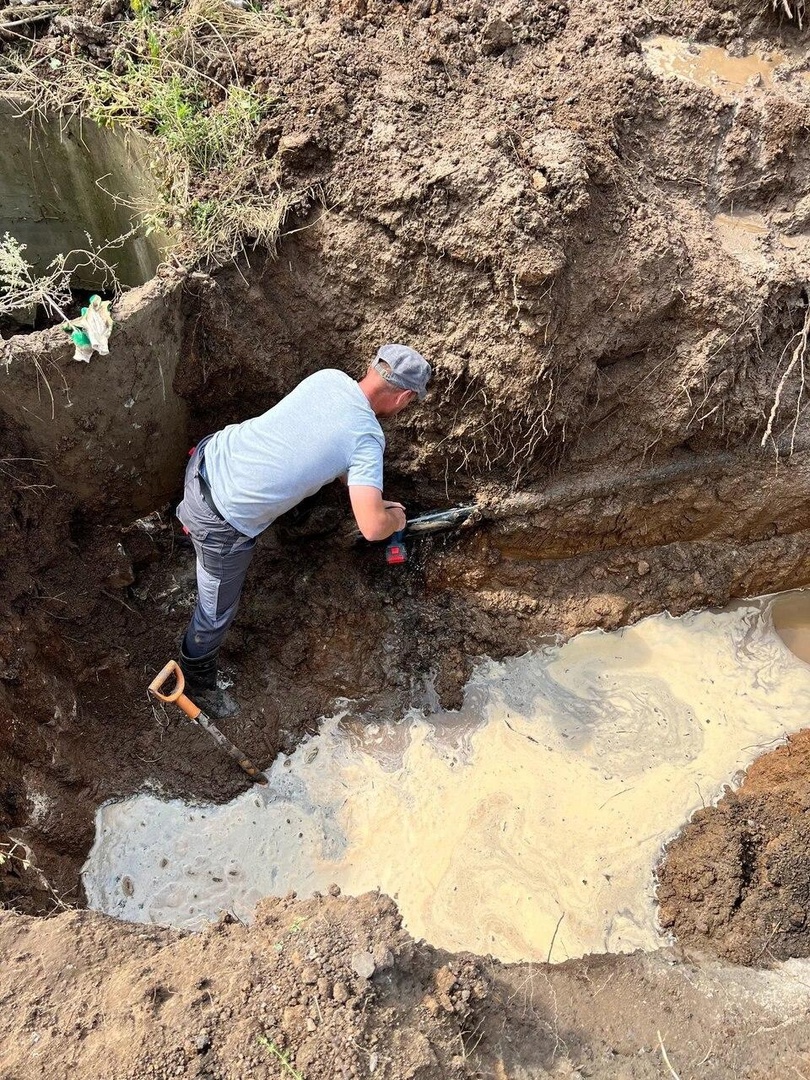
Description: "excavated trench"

(4, 2), (810, 1076)
(81, 591), (810, 966)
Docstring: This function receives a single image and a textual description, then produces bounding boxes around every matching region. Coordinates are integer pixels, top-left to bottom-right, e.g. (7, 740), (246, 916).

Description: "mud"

(642, 33), (803, 93)
(2, 0), (810, 1075)
(6, 892), (810, 1080)
(84, 594), (810, 966)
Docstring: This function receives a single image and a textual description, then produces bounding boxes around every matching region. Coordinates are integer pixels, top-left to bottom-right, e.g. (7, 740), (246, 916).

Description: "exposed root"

(760, 298), (810, 453)
(657, 1031), (683, 1080)
(773, 0), (805, 27)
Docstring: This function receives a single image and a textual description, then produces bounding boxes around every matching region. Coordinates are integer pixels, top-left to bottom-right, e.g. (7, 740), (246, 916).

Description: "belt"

(197, 456), (225, 521)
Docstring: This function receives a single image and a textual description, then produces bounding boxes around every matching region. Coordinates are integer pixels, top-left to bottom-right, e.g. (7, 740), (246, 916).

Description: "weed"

(271, 2), (294, 25)
(0, 232), (122, 324)
(257, 1035), (305, 1079)
(129, 0), (152, 21)
(3, 0), (293, 266)
(273, 914), (310, 952)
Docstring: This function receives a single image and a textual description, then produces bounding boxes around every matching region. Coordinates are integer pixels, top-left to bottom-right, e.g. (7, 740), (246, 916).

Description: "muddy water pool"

(84, 592), (810, 964)
(641, 35), (809, 97)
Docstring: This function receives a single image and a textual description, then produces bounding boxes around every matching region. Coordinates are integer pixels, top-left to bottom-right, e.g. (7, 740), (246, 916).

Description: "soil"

(5, 888), (810, 1080)
(658, 728), (810, 966)
(3, 0), (810, 1075)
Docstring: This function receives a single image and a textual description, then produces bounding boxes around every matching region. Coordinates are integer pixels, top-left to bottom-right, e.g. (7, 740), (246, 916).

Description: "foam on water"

(83, 592), (810, 963)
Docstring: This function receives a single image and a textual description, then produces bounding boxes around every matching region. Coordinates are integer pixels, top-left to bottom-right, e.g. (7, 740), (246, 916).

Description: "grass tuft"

(258, 1035), (305, 1079)
(0, 232), (122, 323)
(2, 0), (294, 267)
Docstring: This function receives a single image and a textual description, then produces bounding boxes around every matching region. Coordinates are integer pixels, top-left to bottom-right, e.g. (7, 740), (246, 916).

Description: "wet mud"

(3, 0), (810, 1076)
(85, 594), (810, 966)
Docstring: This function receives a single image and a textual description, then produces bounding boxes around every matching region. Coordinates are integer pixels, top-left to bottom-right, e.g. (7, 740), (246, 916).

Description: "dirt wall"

(0, 278), (188, 517)
(2, 0), (810, 1075)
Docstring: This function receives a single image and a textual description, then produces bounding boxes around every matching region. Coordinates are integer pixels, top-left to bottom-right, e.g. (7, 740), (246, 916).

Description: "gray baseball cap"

(373, 343), (432, 400)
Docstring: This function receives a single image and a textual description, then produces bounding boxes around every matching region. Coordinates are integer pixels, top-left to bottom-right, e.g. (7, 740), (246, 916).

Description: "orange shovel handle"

(148, 659), (201, 720)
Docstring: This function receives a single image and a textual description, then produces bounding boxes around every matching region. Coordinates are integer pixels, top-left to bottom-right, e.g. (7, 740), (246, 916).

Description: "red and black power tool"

(385, 530), (407, 565)
(384, 506), (477, 567)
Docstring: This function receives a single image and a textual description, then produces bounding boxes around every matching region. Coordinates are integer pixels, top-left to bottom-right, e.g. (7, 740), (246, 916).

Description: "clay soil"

(3, 0), (810, 1075)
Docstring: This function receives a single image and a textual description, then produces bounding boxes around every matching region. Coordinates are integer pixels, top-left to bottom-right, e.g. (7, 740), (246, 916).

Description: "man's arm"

(349, 486), (406, 541)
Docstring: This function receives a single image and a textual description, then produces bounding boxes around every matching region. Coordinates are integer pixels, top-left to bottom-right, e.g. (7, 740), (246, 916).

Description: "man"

(176, 343), (431, 719)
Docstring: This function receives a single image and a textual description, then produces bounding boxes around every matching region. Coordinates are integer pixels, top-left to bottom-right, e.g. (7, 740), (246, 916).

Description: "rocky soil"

(5, 888), (810, 1080)
(3, 0), (810, 1075)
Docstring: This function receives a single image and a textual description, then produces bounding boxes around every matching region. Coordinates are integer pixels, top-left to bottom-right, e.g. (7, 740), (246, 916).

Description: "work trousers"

(176, 438), (257, 657)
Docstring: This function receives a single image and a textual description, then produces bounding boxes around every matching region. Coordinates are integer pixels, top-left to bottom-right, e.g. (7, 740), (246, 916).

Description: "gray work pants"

(176, 438), (257, 657)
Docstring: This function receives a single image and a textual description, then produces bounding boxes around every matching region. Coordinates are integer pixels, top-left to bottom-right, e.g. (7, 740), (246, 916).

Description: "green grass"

(258, 1036), (305, 1079)
(4, 0), (293, 266)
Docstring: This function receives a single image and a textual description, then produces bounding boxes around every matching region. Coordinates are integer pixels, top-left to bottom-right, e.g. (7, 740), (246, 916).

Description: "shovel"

(148, 660), (268, 785)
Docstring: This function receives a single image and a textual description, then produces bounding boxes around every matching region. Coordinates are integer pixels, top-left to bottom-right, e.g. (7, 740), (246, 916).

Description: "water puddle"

(772, 589), (810, 664)
(710, 211), (810, 271)
(84, 592), (810, 964)
(642, 35), (809, 97)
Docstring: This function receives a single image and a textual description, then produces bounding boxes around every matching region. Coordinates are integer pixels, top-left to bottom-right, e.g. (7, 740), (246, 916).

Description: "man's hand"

(382, 500), (407, 533)
(350, 486), (406, 541)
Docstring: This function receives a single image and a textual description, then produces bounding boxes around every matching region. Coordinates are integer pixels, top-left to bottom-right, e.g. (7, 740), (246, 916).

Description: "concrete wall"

(0, 98), (165, 289)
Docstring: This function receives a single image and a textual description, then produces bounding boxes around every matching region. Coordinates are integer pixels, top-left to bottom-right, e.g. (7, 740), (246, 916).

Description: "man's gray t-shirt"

(203, 369), (385, 538)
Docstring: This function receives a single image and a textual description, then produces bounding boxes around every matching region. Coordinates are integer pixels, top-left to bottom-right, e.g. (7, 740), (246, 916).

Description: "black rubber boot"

(179, 642), (240, 720)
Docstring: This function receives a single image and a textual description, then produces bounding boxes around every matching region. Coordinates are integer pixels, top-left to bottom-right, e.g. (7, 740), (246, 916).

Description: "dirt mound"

(658, 728), (810, 965)
(5, 889), (810, 1080)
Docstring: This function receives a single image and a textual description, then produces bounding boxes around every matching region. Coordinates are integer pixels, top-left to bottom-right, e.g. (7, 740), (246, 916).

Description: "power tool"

(385, 505), (477, 566)
(386, 530), (407, 565)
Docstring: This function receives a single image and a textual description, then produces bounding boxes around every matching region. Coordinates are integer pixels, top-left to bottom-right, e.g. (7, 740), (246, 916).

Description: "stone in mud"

(434, 966), (457, 1012)
(277, 131), (319, 169)
(371, 944), (394, 971)
(528, 127), (590, 212)
(513, 242), (566, 284)
(481, 18), (513, 54)
(104, 543), (136, 589)
(350, 950), (376, 979)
